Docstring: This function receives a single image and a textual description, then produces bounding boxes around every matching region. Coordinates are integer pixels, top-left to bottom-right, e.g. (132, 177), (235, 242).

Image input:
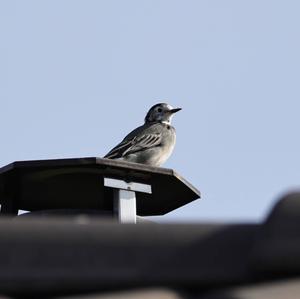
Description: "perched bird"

(104, 103), (181, 167)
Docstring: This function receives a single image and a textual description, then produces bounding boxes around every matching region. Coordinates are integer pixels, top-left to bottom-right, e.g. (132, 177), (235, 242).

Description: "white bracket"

(104, 177), (152, 224)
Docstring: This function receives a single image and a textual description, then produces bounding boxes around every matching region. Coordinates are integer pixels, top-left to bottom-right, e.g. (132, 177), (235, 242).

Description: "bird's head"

(144, 103), (181, 124)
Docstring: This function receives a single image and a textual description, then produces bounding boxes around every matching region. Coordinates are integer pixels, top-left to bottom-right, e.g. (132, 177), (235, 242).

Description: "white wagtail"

(104, 103), (181, 167)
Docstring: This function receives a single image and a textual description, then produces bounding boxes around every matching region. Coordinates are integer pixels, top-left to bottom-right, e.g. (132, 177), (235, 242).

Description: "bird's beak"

(169, 108), (182, 114)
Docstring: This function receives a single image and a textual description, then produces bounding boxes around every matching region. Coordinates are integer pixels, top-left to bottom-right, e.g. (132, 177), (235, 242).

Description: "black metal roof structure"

(0, 157), (200, 216)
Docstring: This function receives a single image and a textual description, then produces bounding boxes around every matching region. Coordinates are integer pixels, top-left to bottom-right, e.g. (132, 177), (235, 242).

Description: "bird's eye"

(157, 108), (162, 113)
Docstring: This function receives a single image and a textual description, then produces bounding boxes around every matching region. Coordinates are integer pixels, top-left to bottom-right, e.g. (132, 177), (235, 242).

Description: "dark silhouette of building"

(0, 158), (299, 298)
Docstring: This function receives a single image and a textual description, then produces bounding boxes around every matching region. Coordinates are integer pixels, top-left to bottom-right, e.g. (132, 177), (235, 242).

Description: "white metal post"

(104, 177), (152, 224)
(113, 189), (136, 223)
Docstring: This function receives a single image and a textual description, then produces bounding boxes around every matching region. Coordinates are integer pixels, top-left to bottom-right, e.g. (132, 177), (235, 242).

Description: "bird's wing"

(104, 132), (162, 159)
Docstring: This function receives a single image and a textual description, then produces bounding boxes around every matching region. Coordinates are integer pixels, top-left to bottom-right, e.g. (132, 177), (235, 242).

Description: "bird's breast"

(155, 127), (176, 166)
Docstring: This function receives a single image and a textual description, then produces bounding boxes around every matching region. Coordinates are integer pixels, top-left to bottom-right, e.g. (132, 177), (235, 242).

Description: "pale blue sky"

(1, 0), (300, 222)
